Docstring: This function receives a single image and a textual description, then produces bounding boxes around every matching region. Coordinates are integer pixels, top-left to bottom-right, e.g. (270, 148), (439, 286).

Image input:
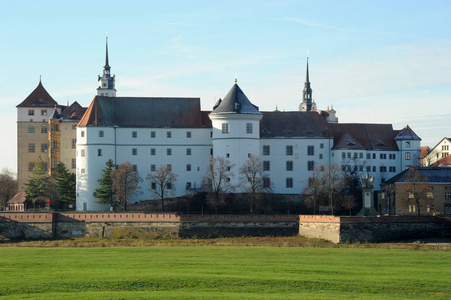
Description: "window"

(308, 161), (314, 171)
(52, 157), (58, 168)
(263, 177), (270, 188)
(443, 145), (449, 151)
(81, 168), (85, 174)
(186, 164), (191, 171)
(166, 131), (172, 138)
(359, 165), (363, 172)
(246, 123), (253, 134)
(405, 152), (411, 160)
(52, 124), (59, 131)
(347, 152), (351, 158)
(72, 159), (76, 169)
(151, 182), (156, 189)
(409, 204), (416, 213)
(132, 165), (137, 172)
(99, 130), (104, 137)
(29, 143), (35, 153)
(320, 143), (324, 149)
(167, 148), (172, 156)
(366, 153), (371, 159)
(28, 126), (35, 133)
(389, 166), (396, 172)
(28, 109), (35, 116)
(406, 142), (410, 147)
(353, 152), (358, 159)
(72, 124), (76, 130)
(263, 145), (270, 156)
(81, 149), (85, 157)
(263, 161), (270, 171)
(167, 164), (172, 171)
(319, 154), (323, 159)
(41, 126), (48, 133)
(28, 162), (35, 171)
(186, 131), (192, 138)
(186, 148), (191, 156)
(151, 131), (156, 138)
(372, 153), (376, 159)
(380, 154), (387, 159)
(342, 153), (346, 159)
(52, 140), (59, 149)
(307, 146), (314, 156)
(132, 148), (137, 155)
(98, 149), (102, 156)
(226, 153), (230, 158)
(380, 166), (387, 172)
(151, 164), (156, 172)
(81, 131), (85, 137)
(286, 161), (293, 171)
(445, 192), (451, 200)
(372, 166), (376, 172)
(222, 123), (229, 133)
(41, 109), (47, 116)
(427, 191), (434, 198)
(286, 177), (293, 188)
(167, 182), (172, 189)
(151, 148), (156, 156)
(186, 182), (192, 189)
(132, 131), (137, 138)
(286, 145), (293, 156)
(359, 153), (363, 159)
(366, 166), (371, 172)
(389, 154), (396, 159)
(72, 139), (76, 149)
(41, 143), (48, 153)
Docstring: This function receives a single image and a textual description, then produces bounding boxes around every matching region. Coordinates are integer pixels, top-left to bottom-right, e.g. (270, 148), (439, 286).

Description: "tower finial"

(39, 75), (41, 82)
(307, 49), (309, 60)
(234, 73), (237, 84)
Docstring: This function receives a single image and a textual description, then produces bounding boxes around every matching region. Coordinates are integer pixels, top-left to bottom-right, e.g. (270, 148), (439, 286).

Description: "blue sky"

(1, 0), (451, 173)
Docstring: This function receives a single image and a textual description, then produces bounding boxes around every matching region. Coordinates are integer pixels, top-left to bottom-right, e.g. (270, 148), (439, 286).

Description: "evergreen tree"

(24, 157), (52, 208)
(95, 159), (115, 206)
(54, 162), (76, 208)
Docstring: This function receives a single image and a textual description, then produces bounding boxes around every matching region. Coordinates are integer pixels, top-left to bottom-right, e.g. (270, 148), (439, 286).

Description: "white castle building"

(75, 43), (421, 211)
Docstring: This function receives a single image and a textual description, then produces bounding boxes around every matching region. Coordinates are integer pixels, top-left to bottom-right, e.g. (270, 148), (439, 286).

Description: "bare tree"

(202, 156), (234, 213)
(323, 163), (346, 215)
(404, 167), (429, 216)
(0, 168), (17, 209)
(382, 183), (396, 215)
(238, 155), (270, 213)
(341, 195), (357, 216)
(302, 165), (326, 215)
(111, 161), (139, 211)
(147, 165), (178, 212)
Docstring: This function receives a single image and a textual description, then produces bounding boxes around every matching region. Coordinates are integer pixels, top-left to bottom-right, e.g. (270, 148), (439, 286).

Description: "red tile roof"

(17, 81), (58, 108)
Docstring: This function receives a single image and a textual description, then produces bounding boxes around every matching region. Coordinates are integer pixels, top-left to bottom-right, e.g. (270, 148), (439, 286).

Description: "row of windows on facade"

(81, 130), (193, 139)
(28, 109), (48, 116)
(221, 122), (253, 134)
(29, 139), (77, 153)
(28, 158), (76, 172)
(28, 124), (76, 133)
(342, 165), (397, 173)
(79, 147), (196, 157)
(262, 161), (315, 172)
(262, 145), (321, 156)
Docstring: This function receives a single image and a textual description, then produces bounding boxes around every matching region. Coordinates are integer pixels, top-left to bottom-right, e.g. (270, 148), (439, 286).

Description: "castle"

(16, 40), (421, 211)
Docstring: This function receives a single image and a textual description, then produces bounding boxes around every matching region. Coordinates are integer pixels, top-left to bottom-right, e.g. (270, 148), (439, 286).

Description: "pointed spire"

(105, 36), (110, 68)
(301, 54), (313, 112)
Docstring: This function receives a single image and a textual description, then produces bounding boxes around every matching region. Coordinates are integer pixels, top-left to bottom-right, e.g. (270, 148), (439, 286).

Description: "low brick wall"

(0, 213), (298, 239)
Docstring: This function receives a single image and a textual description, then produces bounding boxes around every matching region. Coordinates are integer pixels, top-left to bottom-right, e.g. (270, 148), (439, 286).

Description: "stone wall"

(299, 215), (450, 243)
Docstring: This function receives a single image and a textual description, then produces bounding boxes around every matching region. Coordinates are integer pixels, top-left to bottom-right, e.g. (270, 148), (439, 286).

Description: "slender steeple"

(97, 36), (116, 97)
(299, 54), (315, 112)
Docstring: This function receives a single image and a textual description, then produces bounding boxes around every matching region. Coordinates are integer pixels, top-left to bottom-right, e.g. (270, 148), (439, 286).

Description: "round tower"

(208, 81), (263, 188)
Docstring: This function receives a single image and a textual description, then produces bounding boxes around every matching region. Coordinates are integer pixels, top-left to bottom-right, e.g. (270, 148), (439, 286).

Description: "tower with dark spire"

(97, 37), (116, 97)
(299, 56), (316, 112)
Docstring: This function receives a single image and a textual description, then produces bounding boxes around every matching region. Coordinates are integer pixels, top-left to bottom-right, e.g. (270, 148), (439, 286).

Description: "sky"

(1, 0), (451, 174)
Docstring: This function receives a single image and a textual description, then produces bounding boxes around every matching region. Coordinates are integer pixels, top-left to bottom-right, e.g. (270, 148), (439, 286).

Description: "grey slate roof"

(210, 84), (261, 115)
(49, 108), (61, 120)
(330, 123), (399, 151)
(260, 111), (332, 138)
(394, 125), (421, 141)
(78, 96), (211, 128)
(385, 167), (451, 184)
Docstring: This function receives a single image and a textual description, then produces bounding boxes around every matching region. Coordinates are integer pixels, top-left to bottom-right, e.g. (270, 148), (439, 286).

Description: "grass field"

(0, 244), (450, 299)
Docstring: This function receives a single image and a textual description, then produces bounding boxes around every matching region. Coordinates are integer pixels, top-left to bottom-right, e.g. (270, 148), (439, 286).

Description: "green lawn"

(0, 246), (450, 299)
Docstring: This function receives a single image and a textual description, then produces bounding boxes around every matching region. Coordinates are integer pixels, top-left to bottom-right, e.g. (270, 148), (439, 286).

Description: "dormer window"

(406, 142), (410, 147)
(103, 83), (106, 87)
